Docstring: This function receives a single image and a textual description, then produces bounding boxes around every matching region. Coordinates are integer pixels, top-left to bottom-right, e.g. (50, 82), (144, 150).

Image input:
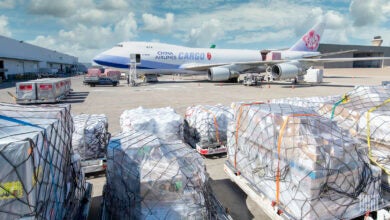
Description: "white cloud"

(114, 12), (138, 40)
(185, 19), (224, 47)
(68, 8), (116, 26)
(349, 0), (387, 27)
(228, 29), (294, 45)
(142, 13), (174, 34)
(98, 0), (128, 10)
(159, 0), (225, 10)
(28, 0), (95, 17)
(28, 0), (78, 17)
(0, 0), (14, 9)
(0, 15), (11, 37)
(324, 10), (346, 29)
(28, 12), (138, 62)
(17, 0), (390, 62)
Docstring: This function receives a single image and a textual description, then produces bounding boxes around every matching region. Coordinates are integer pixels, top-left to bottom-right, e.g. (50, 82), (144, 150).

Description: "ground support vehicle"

(83, 76), (119, 87)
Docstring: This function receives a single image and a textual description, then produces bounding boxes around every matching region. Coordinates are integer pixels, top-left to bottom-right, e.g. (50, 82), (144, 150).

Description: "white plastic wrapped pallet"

(184, 104), (233, 148)
(271, 95), (340, 111)
(120, 107), (183, 141)
(104, 130), (229, 220)
(227, 103), (383, 219)
(72, 114), (109, 160)
(0, 103), (87, 220)
(316, 86), (390, 189)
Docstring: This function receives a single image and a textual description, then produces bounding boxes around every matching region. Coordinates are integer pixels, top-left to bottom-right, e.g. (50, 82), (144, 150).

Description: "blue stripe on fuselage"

(93, 54), (180, 69)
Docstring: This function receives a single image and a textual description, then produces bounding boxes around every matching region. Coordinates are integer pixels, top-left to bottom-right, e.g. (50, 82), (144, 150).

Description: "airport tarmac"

(0, 68), (389, 219)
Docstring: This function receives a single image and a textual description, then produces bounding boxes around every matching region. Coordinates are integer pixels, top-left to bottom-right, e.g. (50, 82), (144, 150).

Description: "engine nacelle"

(207, 67), (238, 81)
(271, 62), (304, 80)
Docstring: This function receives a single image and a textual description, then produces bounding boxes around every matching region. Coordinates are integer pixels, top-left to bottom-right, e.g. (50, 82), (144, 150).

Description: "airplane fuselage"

(93, 42), (320, 74)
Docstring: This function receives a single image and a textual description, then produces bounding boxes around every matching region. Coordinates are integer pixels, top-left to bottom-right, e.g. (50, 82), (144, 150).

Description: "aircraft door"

(130, 54), (141, 64)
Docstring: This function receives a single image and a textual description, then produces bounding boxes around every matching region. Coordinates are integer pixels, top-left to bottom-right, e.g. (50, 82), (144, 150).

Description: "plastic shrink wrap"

(0, 103), (87, 219)
(271, 95), (340, 111)
(227, 103), (382, 219)
(72, 114), (109, 160)
(318, 86), (390, 188)
(104, 130), (228, 219)
(120, 107), (183, 141)
(184, 104), (233, 149)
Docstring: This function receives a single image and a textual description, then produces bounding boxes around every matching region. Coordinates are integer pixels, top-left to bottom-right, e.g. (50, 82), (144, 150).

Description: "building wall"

(23, 60), (39, 73)
(319, 44), (390, 68)
(0, 35), (78, 79)
(4, 59), (24, 74)
(2, 59), (40, 75)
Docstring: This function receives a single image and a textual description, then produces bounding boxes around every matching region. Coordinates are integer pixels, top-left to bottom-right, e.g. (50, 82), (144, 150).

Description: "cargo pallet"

(196, 143), (227, 156)
(224, 160), (390, 220)
(100, 184), (233, 220)
(81, 158), (107, 174)
(15, 78), (72, 104)
(77, 182), (93, 220)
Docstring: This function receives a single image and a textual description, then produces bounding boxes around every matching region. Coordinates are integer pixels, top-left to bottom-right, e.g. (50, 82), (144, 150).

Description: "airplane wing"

(179, 63), (229, 71)
(181, 57), (389, 71)
(298, 57), (390, 64)
(302, 50), (357, 58)
(180, 60), (285, 71)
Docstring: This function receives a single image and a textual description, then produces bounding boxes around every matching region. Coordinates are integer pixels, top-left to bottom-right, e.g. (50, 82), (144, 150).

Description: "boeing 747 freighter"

(93, 21), (388, 82)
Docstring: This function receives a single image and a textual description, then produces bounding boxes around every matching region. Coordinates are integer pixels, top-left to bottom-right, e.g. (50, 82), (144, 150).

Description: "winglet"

(288, 20), (326, 52)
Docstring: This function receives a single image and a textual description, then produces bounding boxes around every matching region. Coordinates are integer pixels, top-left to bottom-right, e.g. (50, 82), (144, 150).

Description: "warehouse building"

(0, 35), (78, 80)
(319, 36), (390, 68)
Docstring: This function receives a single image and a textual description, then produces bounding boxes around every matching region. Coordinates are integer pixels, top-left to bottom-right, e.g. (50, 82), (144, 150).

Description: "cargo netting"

(72, 114), (110, 160)
(271, 86), (390, 191)
(271, 95), (341, 111)
(317, 86), (390, 190)
(184, 104), (233, 149)
(0, 103), (87, 219)
(120, 107), (183, 141)
(104, 130), (229, 219)
(227, 102), (383, 219)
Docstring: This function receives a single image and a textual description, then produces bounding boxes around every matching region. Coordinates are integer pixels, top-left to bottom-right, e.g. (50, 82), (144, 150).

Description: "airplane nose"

(93, 54), (104, 65)
(92, 52), (129, 68)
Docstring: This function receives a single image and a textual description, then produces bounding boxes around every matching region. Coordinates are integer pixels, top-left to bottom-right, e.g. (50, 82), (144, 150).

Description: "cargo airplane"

(93, 21), (388, 83)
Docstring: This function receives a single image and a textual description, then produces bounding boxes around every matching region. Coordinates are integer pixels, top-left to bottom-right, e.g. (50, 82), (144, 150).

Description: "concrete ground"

(0, 68), (389, 219)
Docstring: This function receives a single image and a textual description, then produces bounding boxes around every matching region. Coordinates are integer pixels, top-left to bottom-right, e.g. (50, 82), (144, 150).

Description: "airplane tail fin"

(288, 20), (326, 52)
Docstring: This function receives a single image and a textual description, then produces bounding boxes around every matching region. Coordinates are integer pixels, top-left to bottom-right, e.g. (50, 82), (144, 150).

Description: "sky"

(0, 0), (389, 63)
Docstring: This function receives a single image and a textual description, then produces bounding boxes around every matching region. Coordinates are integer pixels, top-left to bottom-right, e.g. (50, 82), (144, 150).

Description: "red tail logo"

(302, 30), (320, 50)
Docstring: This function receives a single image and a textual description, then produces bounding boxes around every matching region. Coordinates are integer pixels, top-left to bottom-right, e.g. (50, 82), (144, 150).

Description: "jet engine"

(271, 61), (304, 80)
(207, 67), (239, 81)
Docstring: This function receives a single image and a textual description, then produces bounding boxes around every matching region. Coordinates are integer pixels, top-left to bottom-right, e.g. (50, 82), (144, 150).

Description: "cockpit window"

(116, 44), (123, 47)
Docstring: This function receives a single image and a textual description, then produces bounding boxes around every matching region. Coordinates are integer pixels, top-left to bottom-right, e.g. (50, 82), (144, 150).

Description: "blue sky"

(0, 0), (389, 63)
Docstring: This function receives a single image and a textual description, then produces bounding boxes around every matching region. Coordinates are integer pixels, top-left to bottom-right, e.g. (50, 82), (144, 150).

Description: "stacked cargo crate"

(184, 104), (233, 155)
(226, 102), (383, 219)
(72, 114), (110, 174)
(0, 103), (89, 219)
(104, 130), (230, 219)
(103, 107), (230, 219)
(120, 106), (183, 141)
(318, 86), (390, 190)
